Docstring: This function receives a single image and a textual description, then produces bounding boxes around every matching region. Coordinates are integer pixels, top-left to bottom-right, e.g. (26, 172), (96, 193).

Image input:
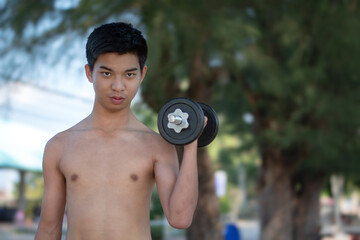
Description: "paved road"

(0, 224), (36, 240)
(0, 224), (68, 240)
(2, 221), (356, 240)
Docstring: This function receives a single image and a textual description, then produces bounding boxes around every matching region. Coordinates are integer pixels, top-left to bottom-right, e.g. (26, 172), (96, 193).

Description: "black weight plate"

(198, 103), (219, 147)
(158, 98), (204, 145)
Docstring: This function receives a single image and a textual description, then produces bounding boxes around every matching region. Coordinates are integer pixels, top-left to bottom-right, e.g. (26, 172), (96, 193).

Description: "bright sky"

(0, 8), (144, 197)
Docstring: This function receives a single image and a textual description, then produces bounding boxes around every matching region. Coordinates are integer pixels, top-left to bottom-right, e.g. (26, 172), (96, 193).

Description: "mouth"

(110, 96), (125, 105)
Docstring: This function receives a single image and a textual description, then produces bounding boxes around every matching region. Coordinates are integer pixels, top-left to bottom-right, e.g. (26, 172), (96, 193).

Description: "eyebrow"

(125, 68), (139, 72)
(99, 66), (139, 72)
(99, 66), (113, 71)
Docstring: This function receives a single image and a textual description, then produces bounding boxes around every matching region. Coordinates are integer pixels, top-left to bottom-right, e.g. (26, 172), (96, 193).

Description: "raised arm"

(154, 139), (199, 229)
(35, 136), (66, 240)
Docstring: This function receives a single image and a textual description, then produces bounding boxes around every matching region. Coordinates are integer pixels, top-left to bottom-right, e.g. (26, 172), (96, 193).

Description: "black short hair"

(86, 22), (147, 72)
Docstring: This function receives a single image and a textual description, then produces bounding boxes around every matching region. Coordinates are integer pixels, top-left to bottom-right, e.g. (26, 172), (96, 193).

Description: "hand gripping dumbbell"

(157, 98), (219, 147)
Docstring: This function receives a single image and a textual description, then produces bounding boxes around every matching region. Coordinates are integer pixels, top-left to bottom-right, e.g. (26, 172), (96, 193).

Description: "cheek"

(92, 81), (107, 96)
(129, 81), (141, 93)
(93, 78), (109, 89)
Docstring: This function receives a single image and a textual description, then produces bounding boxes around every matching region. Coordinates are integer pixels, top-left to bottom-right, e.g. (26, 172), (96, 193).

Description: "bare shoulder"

(138, 123), (173, 147)
(134, 122), (177, 161)
(141, 127), (178, 167)
(43, 124), (80, 167)
(45, 126), (75, 150)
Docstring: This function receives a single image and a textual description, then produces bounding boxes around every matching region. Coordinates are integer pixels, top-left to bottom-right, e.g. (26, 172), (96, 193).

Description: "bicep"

(154, 142), (179, 213)
(38, 139), (66, 229)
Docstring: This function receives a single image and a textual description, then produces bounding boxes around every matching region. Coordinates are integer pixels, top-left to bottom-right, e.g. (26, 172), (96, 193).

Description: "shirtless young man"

(35, 22), (202, 240)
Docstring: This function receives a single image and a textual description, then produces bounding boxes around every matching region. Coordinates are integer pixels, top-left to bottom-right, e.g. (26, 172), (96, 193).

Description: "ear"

(140, 65), (148, 84)
(85, 64), (93, 83)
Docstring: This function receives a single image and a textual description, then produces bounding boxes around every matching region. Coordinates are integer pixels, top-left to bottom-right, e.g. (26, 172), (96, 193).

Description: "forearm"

(167, 141), (198, 228)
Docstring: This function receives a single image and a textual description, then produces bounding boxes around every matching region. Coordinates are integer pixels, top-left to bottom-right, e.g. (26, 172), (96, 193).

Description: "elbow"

(166, 199), (197, 229)
(167, 215), (194, 229)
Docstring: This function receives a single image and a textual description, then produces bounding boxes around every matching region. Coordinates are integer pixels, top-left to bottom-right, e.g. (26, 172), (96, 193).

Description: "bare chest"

(59, 132), (155, 192)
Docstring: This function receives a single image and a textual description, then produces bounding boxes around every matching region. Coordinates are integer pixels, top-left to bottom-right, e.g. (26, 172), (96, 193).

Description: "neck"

(88, 105), (134, 132)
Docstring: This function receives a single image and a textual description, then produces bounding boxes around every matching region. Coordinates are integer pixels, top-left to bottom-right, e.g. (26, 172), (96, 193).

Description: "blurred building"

(0, 81), (93, 211)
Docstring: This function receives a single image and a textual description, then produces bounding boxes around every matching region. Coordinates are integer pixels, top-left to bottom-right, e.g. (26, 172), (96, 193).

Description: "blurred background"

(1, 1), (360, 240)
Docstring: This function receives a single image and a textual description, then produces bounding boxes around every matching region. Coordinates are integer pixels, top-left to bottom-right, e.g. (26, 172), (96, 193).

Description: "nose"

(112, 77), (125, 91)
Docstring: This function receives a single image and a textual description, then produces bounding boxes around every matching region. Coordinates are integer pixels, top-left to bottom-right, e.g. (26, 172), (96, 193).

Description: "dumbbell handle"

(168, 114), (183, 125)
(166, 108), (189, 133)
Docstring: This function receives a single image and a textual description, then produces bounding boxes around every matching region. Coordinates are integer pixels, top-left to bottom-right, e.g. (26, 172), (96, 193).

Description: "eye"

(101, 72), (112, 77)
(126, 73), (136, 78)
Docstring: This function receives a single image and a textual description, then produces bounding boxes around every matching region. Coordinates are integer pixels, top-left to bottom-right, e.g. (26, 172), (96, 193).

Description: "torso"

(58, 122), (161, 240)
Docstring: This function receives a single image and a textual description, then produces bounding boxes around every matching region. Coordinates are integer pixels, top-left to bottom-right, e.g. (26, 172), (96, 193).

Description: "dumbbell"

(157, 98), (219, 147)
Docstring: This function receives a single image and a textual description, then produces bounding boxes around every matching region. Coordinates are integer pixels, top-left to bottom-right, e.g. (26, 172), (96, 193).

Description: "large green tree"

(218, 1), (360, 240)
(2, 1), (360, 240)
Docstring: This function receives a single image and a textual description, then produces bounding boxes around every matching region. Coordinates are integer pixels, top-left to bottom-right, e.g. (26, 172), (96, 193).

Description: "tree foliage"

(2, 1), (360, 240)
(216, 1), (360, 239)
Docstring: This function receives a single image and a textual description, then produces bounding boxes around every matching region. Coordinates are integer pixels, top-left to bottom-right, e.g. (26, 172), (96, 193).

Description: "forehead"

(94, 52), (140, 70)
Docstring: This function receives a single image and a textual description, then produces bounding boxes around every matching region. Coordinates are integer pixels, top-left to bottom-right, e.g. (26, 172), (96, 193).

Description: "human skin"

(35, 53), (199, 240)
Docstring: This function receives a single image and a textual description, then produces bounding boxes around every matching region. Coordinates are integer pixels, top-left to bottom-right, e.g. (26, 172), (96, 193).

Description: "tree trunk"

(330, 175), (345, 237)
(186, 148), (223, 240)
(258, 156), (294, 240)
(184, 45), (222, 239)
(293, 172), (326, 240)
(18, 170), (26, 211)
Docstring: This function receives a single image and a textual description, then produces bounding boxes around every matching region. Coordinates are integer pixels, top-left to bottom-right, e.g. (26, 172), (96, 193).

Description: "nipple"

(130, 174), (138, 181)
(71, 174), (79, 181)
